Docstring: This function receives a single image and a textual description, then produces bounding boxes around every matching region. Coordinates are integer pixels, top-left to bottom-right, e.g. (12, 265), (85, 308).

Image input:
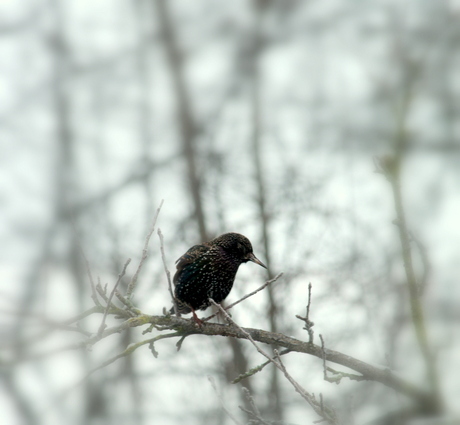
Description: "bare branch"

(10, 309), (435, 412)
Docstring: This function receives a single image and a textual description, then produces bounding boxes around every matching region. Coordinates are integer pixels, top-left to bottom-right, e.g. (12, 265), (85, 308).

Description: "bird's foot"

(191, 309), (204, 327)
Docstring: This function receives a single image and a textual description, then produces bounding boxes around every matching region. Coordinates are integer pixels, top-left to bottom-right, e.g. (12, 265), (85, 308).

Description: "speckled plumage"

(171, 233), (267, 315)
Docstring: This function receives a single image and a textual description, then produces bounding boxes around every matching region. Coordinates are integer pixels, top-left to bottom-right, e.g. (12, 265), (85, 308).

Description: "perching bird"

(170, 232), (267, 321)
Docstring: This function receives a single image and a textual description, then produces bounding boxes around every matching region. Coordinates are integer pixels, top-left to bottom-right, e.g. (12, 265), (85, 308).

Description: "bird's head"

(211, 233), (267, 269)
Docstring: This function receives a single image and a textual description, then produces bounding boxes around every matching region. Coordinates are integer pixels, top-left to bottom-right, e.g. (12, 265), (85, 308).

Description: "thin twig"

(97, 258), (131, 337)
(57, 332), (180, 404)
(126, 199), (164, 299)
(239, 387), (272, 425)
(114, 291), (138, 316)
(82, 252), (100, 307)
(232, 349), (291, 384)
(71, 218), (101, 307)
(0, 312), (94, 352)
(208, 376), (244, 425)
(238, 406), (271, 425)
(320, 334), (339, 384)
(158, 228), (178, 316)
(296, 282), (315, 343)
(0, 306), (103, 328)
(242, 387), (261, 417)
(96, 277), (109, 303)
(320, 334), (328, 382)
(203, 273), (283, 322)
(58, 306), (103, 326)
(94, 284), (129, 318)
(274, 349), (337, 423)
(326, 367), (366, 383)
(209, 299), (276, 363)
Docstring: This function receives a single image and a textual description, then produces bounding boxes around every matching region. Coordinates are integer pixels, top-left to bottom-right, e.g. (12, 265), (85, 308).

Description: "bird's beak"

(247, 253), (267, 269)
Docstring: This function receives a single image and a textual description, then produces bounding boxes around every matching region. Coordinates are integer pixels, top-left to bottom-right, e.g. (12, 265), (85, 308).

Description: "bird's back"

(173, 243), (240, 312)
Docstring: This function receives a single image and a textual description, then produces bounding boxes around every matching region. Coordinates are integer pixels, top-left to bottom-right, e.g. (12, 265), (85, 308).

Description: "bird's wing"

(173, 244), (209, 285)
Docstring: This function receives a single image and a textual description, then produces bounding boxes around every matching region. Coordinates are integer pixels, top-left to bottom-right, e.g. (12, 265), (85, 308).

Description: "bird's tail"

(169, 300), (192, 315)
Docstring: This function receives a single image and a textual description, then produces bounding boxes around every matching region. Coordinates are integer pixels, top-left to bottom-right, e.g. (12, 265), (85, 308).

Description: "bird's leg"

(191, 308), (204, 326)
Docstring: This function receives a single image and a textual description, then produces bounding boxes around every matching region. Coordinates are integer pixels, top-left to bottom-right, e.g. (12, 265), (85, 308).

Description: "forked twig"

(209, 299), (337, 424)
(97, 259), (131, 337)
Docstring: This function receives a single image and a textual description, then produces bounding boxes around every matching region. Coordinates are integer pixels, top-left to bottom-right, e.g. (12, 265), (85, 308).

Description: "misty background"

(1, 0), (460, 424)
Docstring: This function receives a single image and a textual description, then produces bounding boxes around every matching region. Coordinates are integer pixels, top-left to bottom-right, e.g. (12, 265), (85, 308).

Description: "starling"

(170, 232), (267, 321)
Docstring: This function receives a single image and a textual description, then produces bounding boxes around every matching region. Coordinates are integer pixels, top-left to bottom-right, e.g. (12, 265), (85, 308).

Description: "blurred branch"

(155, 0), (208, 240)
(2, 372), (39, 425)
(376, 145), (442, 415)
(372, 42), (442, 413)
(73, 156), (177, 215)
(380, 155), (442, 413)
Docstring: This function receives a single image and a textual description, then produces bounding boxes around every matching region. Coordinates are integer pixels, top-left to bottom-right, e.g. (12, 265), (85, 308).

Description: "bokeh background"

(1, 0), (460, 424)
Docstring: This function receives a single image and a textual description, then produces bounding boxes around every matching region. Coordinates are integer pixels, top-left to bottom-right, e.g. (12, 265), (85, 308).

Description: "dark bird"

(170, 232), (267, 322)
